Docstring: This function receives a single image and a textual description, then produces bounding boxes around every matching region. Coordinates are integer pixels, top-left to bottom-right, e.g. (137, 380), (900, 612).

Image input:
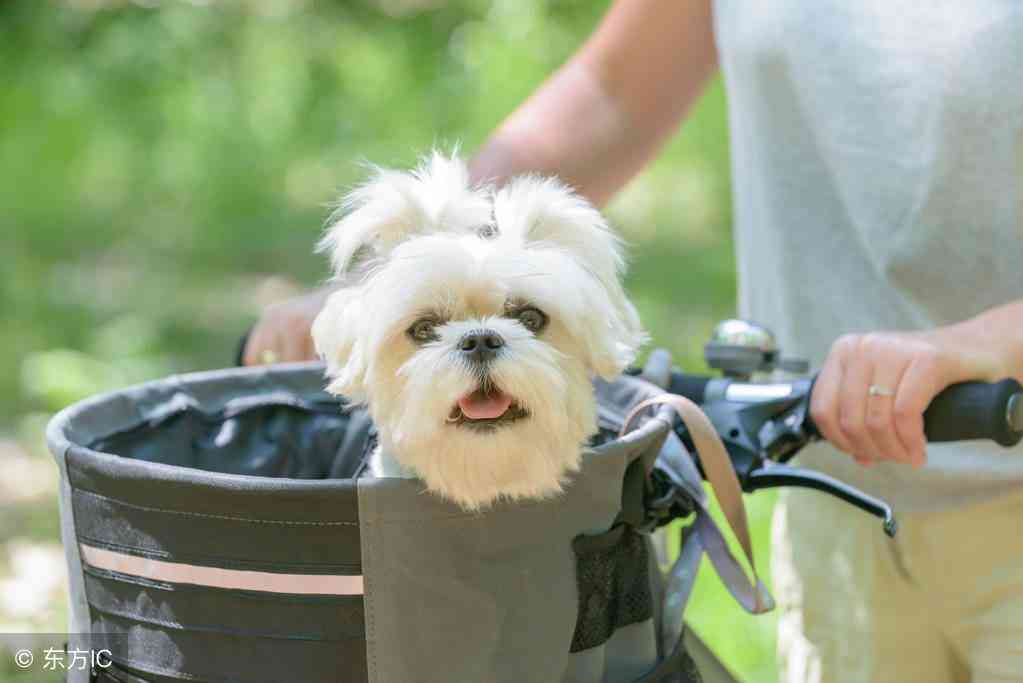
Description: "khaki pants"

(772, 488), (1023, 683)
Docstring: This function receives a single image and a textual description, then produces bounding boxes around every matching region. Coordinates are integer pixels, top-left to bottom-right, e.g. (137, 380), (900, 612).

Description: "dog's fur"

(312, 153), (645, 510)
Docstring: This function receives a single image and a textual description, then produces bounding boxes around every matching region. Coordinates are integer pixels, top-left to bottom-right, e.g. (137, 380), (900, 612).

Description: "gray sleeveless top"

(713, 0), (1023, 511)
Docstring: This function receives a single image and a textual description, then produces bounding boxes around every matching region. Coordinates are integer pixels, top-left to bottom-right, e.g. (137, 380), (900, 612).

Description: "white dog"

(311, 153), (645, 510)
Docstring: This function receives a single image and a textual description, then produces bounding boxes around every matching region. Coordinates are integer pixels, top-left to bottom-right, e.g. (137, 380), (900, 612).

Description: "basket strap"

(620, 394), (772, 615)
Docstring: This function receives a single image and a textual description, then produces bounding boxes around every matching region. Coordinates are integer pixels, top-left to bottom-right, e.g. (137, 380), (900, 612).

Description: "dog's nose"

(458, 330), (505, 363)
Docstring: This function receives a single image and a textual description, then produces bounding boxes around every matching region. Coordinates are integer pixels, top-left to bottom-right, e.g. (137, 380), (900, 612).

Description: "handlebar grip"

(922, 379), (1023, 447)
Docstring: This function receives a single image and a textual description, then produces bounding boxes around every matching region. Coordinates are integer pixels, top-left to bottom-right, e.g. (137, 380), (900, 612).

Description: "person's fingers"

(838, 350), (886, 465)
(281, 329), (314, 363)
(244, 288), (335, 365)
(892, 351), (944, 468)
(810, 338), (863, 462)
(245, 311), (314, 365)
(300, 329), (319, 362)
(865, 357), (912, 464)
(242, 326), (272, 366)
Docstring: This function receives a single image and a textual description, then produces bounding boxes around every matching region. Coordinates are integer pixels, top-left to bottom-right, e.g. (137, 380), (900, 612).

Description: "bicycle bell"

(704, 319), (809, 380)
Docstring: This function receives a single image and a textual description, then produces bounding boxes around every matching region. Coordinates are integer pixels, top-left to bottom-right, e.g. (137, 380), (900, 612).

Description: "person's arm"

(244, 0), (716, 364)
(810, 299), (1023, 468)
(470, 0), (717, 205)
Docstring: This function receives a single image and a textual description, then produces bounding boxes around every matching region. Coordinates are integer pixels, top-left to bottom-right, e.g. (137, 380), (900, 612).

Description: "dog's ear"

(318, 152), (491, 277)
(493, 176), (647, 378)
(311, 288), (369, 401)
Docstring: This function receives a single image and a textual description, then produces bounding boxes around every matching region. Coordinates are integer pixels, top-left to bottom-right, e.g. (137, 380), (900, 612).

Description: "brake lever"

(746, 463), (897, 537)
(668, 375), (900, 537)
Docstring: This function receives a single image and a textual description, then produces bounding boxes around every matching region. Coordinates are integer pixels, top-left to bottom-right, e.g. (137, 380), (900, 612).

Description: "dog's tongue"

(458, 389), (513, 420)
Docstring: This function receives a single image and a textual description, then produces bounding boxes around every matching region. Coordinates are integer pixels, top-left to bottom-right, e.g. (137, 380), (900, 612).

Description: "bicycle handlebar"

(666, 373), (1023, 448)
(644, 370), (1022, 536)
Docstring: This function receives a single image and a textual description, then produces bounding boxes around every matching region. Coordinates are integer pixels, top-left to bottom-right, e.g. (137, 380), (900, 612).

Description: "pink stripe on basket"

(79, 544), (364, 595)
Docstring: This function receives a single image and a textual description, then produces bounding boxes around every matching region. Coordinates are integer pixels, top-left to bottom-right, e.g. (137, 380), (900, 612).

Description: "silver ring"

(868, 384), (894, 397)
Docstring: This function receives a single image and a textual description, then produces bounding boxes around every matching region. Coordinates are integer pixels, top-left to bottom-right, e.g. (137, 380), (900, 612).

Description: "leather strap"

(620, 394), (772, 614)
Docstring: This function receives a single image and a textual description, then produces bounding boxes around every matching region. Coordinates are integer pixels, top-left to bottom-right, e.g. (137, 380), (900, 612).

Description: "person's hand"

(809, 328), (1010, 468)
(242, 286), (334, 366)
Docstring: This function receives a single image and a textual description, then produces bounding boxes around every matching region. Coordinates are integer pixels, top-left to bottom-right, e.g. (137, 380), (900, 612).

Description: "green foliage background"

(1, 1), (777, 681)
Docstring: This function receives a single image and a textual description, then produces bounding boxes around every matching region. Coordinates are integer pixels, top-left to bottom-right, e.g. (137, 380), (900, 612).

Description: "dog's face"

(312, 154), (645, 510)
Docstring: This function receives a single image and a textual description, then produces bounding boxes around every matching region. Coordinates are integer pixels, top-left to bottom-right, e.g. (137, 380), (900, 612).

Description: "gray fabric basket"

(46, 363), (709, 683)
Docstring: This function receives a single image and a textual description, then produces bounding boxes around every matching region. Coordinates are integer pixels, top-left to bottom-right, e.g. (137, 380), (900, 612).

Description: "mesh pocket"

(570, 523), (653, 653)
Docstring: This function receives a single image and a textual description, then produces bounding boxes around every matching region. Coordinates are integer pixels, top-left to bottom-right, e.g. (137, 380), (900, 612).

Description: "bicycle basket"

(47, 363), (705, 683)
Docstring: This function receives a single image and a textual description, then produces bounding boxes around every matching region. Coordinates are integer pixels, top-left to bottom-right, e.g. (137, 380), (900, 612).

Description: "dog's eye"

(407, 319), (439, 343)
(516, 307), (548, 333)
